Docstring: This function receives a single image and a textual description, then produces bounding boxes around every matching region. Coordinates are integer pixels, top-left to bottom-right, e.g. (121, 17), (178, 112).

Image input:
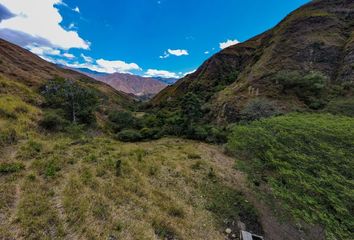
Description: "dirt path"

(199, 144), (323, 240)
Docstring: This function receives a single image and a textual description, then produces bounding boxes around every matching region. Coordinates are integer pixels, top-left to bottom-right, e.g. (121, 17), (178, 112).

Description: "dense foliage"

(226, 113), (354, 239)
(240, 98), (281, 122)
(41, 78), (99, 125)
(274, 71), (329, 109)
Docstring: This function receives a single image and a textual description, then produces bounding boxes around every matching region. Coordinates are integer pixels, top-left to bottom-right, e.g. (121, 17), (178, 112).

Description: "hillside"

(152, 0), (354, 123)
(1, 1), (353, 239)
(0, 38), (135, 112)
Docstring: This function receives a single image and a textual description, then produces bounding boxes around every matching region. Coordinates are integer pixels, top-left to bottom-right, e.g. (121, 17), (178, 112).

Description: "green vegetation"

(227, 113), (354, 239)
(0, 162), (25, 174)
(274, 71), (329, 109)
(325, 98), (354, 117)
(240, 98), (281, 122)
(41, 78), (99, 125)
(116, 129), (142, 142)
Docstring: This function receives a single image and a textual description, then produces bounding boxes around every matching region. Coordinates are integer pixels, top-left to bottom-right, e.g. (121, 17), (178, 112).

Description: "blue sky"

(0, 0), (309, 78)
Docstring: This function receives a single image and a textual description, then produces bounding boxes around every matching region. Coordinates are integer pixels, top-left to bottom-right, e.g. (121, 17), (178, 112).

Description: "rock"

(225, 228), (232, 234)
(237, 220), (246, 231)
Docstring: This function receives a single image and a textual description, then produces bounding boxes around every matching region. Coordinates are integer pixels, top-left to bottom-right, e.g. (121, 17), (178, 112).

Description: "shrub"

(39, 111), (69, 131)
(139, 127), (161, 139)
(325, 98), (354, 117)
(108, 111), (136, 132)
(186, 124), (208, 141)
(206, 127), (228, 144)
(240, 98), (280, 122)
(227, 113), (354, 238)
(116, 129), (142, 142)
(274, 71), (329, 109)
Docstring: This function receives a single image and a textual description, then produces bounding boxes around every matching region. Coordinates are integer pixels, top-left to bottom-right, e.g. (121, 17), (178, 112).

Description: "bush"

(186, 124), (208, 141)
(41, 78), (99, 124)
(39, 111), (69, 131)
(240, 98), (280, 122)
(116, 129), (142, 142)
(139, 127), (161, 139)
(274, 71), (329, 109)
(325, 98), (354, 117)
(108, 111), (136, 132)
(226, 113), (354, 238)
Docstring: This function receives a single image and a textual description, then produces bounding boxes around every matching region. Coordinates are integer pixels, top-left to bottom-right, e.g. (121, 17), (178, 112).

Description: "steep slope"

(152, 0), (354, 123)
(0, 38), (135, 110)
(96, 73), (167, 99)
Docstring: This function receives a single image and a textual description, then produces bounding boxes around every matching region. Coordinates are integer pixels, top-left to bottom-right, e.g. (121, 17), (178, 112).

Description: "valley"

(0, 0), (353, 239)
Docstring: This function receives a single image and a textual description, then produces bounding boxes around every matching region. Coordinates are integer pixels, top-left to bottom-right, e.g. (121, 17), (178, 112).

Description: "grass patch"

(0, 162), (25, 174)
(227, 113), (354, 239)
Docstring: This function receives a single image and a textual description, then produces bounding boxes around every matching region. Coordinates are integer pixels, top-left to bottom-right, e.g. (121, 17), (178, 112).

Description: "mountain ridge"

(151, 0), (354, 123)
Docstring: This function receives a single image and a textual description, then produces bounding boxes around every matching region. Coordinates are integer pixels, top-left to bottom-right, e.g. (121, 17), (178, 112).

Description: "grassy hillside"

(0, 82), (261, 240)
(226, 113), (354, 239)
(151, 0), (354, 124)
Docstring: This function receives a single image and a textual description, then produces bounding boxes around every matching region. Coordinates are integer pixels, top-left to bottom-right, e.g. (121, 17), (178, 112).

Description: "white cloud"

(68, 23), (76, 29)
(144, 69), (180, 78)
(167, 49), (189, 56)
(0, 0), (89, 50)
(28, 45), (60, 56)
(159, 49), (189, 59)
(63, 53), (75, 59)
(73, 6), (80, 13)
(159, 51), (170, 59)
(219, 39), (240, 49)
(81, 53), (93, 63)
(204, 51), (210, 54)
(95, 59), (141, 74)
(183, 69), (196, 76)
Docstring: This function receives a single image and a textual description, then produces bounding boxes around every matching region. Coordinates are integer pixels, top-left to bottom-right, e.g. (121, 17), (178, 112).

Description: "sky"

(0, 0), (310, 78)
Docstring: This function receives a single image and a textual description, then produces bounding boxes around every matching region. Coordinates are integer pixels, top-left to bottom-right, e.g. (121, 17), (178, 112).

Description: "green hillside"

(151, 0), (354, 124)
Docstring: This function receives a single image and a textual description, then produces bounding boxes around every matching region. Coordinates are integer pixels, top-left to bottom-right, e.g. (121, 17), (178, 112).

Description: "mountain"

(152, 0), (354, 123)
(95, 73), (167, 99)
(153, 76), (179, 85)
(67, 67), (169, 99)
(0, 38), (135, 111)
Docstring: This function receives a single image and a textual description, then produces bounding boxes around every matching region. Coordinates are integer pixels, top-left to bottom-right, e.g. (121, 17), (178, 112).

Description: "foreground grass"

(227, 113), (354, 239)
(0, 134), (259, 240)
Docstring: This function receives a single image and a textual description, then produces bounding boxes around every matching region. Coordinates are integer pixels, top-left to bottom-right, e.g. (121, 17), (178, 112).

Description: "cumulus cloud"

(0, 0), (89, 50)
(95, 59), (141, 74)
(219, 39), (240, 49)
(167, 49), (188, 56)
(160, 48), (189, 59)
(53, 53), (141, 74)
(144, 69), (180, 78)
(28, 45), (60, 56)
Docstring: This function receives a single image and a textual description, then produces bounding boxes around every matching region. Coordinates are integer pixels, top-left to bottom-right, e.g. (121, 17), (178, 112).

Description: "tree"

(42, 78), (99, 124)
(180, 93), (203, 124)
